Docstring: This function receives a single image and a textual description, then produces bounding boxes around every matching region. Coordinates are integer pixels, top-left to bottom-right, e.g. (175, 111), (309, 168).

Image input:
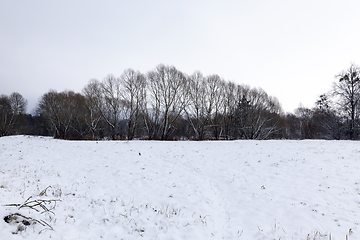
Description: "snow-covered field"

(0, 136), (359, 239)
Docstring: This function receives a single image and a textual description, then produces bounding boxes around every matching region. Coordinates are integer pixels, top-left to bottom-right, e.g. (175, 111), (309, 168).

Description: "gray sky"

(1, 0), (360, 113)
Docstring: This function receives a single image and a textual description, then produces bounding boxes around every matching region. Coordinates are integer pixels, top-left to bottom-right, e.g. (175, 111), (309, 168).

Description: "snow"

(0, 136), (359, 239)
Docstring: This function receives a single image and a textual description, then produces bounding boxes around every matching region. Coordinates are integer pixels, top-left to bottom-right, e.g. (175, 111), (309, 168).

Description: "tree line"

(2, 64), (360, 140)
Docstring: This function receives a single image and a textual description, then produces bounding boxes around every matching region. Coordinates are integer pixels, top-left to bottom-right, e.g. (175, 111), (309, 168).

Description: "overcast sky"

(1, 0), (360, 113)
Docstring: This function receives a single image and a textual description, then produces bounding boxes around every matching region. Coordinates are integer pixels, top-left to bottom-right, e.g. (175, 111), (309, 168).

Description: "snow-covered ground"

(0, 136), (359, 239)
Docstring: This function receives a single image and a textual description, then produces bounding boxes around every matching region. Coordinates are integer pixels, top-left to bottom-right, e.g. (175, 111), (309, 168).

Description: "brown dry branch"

(3, 187), (61, 234)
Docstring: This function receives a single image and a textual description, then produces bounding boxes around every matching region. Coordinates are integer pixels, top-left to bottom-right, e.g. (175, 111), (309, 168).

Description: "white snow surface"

(0, 136), (359, 239)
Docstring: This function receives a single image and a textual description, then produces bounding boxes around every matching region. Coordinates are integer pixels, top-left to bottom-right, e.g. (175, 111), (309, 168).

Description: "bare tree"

(9, 92), (27, 115)
(333, 63), (360, 139)
(38, 90), (71, 139)
(185, 71), (208, 140)
(82, 79), (104, 139)
(0, 95), (14, 136)
(294, 106), (314, 139)
(220, 81), (237, 139)
(37, 90), (89, 139)
(0, 92), (28, 136)
(312, 94), (343, 139)
(233, 87), (282, 139)
(205, 75), (224, 139)
(101, 74), (125, 139)
(146, 64), (189, 140)
(67, 92), (88, 139)
(120, 69), (147, 140)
